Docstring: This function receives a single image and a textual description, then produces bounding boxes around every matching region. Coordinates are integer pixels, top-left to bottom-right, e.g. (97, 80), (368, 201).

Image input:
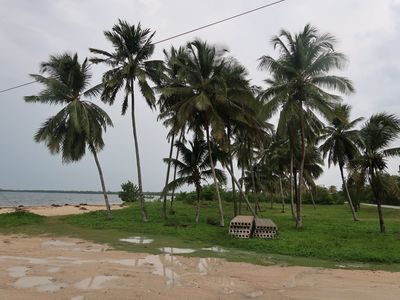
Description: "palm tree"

(163, 138), (226, 223)
(25, 53), (113, 218)
(320, 104), (363, 221)
(259, 24), (354, 228)
(157, 46), (188, 217)
(89, 19), (164, 221)
(163, 40), (252, 226)
(354, 113), (400, 232)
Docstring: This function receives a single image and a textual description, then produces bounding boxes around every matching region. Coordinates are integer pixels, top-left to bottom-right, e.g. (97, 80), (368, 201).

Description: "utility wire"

(0, 0), (286, 94)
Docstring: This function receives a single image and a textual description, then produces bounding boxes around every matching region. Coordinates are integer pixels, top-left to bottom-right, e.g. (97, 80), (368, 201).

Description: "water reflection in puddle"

(119, 236), (154, 244)
(75, 275), (117, 290)
(42, 240), (76, 247)
(159, 247), (196, 254)
(8, 266), (30, 278)
(201, 246), (228, 253)
(14, 276), (68, 292)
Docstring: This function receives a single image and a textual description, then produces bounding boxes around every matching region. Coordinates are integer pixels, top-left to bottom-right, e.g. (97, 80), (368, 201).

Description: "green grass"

(1, 201), (400, 271)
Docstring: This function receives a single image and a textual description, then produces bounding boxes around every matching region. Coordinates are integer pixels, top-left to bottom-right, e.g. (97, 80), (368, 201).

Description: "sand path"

(0, 235), (399, 299)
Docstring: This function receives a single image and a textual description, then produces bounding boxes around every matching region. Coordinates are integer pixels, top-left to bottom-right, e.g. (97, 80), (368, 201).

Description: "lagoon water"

(0, 191), (123, 207)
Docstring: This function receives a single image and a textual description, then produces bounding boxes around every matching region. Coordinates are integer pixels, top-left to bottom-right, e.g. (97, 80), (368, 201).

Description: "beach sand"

(0, 204), (124, 216)
(0, 235), (399, 300)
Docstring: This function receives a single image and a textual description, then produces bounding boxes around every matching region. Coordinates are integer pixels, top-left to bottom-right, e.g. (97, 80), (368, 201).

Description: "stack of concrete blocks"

(228, 215), (254, 238)
(253, 218), (278, 239)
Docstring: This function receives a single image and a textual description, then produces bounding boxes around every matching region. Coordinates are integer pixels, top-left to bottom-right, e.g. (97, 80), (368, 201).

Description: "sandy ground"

(0, 235), (399, 300)
(0, 204), (124, 216)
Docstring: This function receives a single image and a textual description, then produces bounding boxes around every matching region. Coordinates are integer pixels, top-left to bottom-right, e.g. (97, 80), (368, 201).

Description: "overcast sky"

(1, 0), (400, 192)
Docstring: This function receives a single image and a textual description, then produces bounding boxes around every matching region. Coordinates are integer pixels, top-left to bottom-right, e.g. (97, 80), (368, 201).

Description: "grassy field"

(1, 201), (400, 271)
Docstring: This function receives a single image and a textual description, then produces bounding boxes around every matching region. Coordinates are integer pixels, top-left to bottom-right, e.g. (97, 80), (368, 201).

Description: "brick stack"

(228, 215), (254, 238)
(253, 218), (278, 239)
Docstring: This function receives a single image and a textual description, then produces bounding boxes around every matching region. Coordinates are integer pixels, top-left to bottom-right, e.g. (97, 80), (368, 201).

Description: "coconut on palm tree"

(259, 24), (354, 228)
(353, 113), (400, 232)
(163, 138), (226, 223)
(320, 104), (363, 221)
(89, 19), (164, 221)
(25, 53), (113, 218)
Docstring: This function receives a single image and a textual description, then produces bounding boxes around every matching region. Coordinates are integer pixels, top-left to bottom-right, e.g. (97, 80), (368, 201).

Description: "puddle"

(8, 266), (30, 278)
(42, 240), (76, 247)
(159, 247), (196, 254)
(75, 275), (117, 290)
(47, 267), (61, 273)
(246, 290), (264, 298)
(14, 276), (68, 292)
(120, 236), (154, 244)
(202, 246), (228, 253)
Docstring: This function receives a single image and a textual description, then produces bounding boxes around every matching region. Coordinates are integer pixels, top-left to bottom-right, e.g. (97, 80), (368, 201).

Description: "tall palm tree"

(163, 138), (226, 223)
(259, 24), (354, 228)
(157, 46), (188, 217)
(354, 113), (400, 232)
(25, 53), (113, 218)
(163, 40), (253, 226)
(89, 19), (164, 221)
(320, 104), (363, 221)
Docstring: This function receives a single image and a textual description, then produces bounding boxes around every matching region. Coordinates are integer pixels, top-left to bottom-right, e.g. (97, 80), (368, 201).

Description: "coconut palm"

(163, 138), (226, 223)
(25, 53), (113, 218)
(163, 40), (254, 226)
(89, 20), (164, 221)
(157, 46), (189, 217)
(320, 104), (363, 221)
(353, 113), (400, 232)
(259, 24), (354, 228)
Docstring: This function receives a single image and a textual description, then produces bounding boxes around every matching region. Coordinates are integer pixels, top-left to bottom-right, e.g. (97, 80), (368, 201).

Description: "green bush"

(118, 181), (140, 202)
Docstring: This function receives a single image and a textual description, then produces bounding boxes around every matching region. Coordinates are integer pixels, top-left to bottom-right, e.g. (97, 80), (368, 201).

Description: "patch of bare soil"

(0, 235), (399, 300)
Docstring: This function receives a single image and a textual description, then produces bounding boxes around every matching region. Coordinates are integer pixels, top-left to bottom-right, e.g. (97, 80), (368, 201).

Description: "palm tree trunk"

(92, 149), (112, 219)
(239, 167), (245, 214)
(304, 181), (316, 210)
(250, 164), (258, 213)
(162, 132), (175, 219)
(170, 130), (184, 211)
(339, 164), (358, 221)
(195, 185), (201, 223)
(131, 82), (147, 222)
(290, 152), (295, 219)
(297, 103), (305, 228)
(369, 171), (385, 233)
(225, 165), (256, 217)
(227, 126), (238, 216)
(206, 125), (224, 227)
(279, 176), (285, 213)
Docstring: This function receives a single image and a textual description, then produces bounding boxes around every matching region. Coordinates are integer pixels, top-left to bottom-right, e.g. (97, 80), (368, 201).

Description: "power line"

(153, 0), (286, 44)
(0, 0), (286, 94)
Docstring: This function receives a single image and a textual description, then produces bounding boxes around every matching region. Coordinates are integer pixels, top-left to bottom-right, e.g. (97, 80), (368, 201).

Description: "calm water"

(0, 191), (123, 207)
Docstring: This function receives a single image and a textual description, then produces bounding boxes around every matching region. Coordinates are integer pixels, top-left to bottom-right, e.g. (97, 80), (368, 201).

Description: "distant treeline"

(0, 189), (166, 196)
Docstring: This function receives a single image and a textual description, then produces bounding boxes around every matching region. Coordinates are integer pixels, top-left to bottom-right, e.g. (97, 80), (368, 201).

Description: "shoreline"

(0, 204), (124, 216)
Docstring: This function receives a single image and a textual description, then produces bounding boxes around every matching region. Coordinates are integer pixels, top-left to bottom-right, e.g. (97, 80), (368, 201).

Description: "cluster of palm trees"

(25, 20), (400, 232)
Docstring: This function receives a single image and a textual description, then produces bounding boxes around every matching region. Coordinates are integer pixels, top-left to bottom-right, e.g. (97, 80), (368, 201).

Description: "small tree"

(118, 181), (140, 203)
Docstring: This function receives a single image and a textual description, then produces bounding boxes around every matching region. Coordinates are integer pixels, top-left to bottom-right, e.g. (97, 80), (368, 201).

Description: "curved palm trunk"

(162, 132), (175, 219)
(225, 165), (256, 217)
(227, 126), (238, 216)
(92, 149), (112, 219)
(131, 82), (148, 222)
(339, 164), (358, 221)
(297, 103), (305, 229)
(206, 126), (224, 227)
(279, 176), (285, 213)
(170, 131), (184, 211)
